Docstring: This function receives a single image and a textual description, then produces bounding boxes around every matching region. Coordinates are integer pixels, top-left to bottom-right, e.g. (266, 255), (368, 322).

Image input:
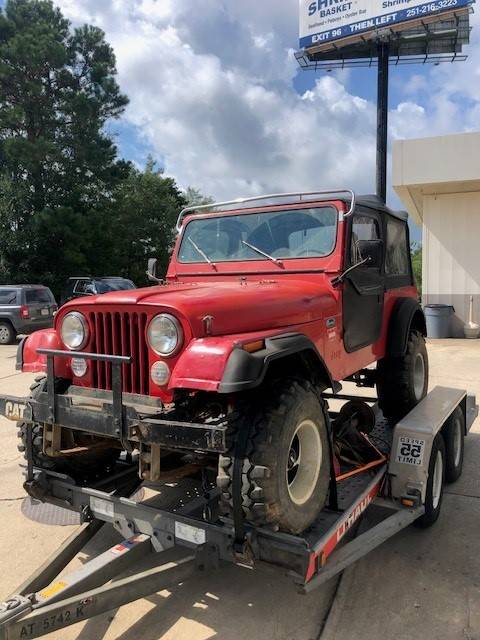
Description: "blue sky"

(2, 0), (480, 242)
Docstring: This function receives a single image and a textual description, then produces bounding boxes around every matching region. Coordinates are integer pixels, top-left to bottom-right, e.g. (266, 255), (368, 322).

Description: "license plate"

(41, 308), (49, 316)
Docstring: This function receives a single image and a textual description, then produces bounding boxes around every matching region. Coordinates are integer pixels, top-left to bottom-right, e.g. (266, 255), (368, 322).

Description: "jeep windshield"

(178, 206), (337, 263)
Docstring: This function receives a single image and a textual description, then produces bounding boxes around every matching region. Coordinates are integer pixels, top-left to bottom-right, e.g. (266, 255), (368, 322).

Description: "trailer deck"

(0, 386), (477, 640)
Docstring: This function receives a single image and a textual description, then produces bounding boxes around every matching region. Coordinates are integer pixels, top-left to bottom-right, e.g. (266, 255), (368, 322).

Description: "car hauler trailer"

(0, 357), (476, 640)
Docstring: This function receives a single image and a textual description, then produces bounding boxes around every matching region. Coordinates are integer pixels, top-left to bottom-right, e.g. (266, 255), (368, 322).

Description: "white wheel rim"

(453, 417), (462, 467)
(286, 419), (322, 506)
(0, 326), (9, 342)
(432, 450), (443, 510)
(413, 353), (426, 400)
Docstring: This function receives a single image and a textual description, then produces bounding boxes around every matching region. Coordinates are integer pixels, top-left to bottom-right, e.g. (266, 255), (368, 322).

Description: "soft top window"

(178, 207), (338, 264)
(385, 217), (409, 276)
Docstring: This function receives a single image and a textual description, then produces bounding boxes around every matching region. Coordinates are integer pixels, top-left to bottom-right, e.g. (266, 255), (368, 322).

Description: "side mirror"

(147, 258), (161, 283)
(356, 239), (383, 268)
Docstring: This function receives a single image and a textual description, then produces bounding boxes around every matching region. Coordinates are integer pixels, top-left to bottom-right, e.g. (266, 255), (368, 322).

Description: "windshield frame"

(176, 203), (340, 267)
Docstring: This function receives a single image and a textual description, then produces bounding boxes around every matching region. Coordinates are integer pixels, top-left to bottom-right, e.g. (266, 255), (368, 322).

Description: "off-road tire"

(18, 376), (119, 481)
(443, 405), (465, 483)
(0, 321), (16, 345)
(376, 330), (428, 424)
(415, 432), (445, 528)
(217, 379), (331, 534)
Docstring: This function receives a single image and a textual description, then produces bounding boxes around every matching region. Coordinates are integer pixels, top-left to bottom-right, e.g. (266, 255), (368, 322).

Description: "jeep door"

(342, 209), (385, 352)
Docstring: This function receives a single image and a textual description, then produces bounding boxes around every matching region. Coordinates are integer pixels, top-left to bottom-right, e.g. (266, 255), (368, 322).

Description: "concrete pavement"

(323, 339), (480, 640)
(0, 339), (479, 639)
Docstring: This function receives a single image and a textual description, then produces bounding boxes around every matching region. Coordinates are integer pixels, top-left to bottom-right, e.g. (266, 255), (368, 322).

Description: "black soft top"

(354, 194), (408, 222)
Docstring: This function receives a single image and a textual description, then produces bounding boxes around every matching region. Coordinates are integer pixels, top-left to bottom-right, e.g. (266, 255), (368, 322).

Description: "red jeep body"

(21, 193), (422, 400)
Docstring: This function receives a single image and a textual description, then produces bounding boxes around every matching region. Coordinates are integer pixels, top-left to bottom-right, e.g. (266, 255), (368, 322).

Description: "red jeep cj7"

(15, 191), (427, 534)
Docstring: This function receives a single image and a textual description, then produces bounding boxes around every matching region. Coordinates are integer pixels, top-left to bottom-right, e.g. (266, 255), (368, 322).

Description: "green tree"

(102, 158), (187, 285)
(0, 0), (128, 294)
(411, 243), (422, 295)
(184, 186), (214, 208)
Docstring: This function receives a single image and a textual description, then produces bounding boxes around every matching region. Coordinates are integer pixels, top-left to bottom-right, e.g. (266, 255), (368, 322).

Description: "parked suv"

(60, 277), (136, 305)
(0, 285), (57, 345)
(4, 191), (429, 534)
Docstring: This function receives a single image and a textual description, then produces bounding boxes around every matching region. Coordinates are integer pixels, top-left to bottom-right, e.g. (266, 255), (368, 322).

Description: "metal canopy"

(296, 10), (472, 69)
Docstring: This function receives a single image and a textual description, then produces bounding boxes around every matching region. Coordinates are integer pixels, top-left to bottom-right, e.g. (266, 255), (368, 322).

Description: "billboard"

(299, 0), (473, 49)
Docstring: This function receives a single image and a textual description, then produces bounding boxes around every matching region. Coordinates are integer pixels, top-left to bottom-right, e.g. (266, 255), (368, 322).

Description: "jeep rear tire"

(217, 379), (331, 534)
(0, 321), (15, 345)
(376, 330), (428, 424)
(18, 377), (119, 481)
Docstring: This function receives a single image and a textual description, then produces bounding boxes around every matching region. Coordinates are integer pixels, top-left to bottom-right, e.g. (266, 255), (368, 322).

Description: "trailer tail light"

(20, 305), (30, 319)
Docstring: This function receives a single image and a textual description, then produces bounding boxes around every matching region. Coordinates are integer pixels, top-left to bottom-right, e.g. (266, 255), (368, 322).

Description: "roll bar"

(176, 189), (356, 231)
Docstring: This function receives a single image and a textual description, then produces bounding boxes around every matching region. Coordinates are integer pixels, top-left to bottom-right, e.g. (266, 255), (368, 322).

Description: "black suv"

(60, 277), (136, 305)
(0, 285), (57, 345)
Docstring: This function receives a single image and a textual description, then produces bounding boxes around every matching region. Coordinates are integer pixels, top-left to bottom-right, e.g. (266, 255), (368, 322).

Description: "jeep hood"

(67, 278), (334, 337)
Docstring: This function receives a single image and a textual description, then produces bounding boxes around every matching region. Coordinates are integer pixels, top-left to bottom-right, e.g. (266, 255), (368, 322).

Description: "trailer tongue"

(0, 386), (476, 640)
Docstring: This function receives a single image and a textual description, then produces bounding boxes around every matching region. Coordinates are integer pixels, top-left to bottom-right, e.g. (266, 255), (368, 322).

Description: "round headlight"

(147, 314), (183, 356)
(61, 312), (89, 350)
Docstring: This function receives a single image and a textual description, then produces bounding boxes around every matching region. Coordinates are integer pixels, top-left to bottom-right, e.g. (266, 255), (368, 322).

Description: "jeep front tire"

(376, 330), (428, 424)
(217, 379), (331, 534)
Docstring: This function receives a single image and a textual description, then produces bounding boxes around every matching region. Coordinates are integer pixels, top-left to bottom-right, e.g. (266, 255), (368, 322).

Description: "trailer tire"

(377, 330), (428, 424)
(217, 378), (331, 535)
(443, 406), (464, 483)
(415, 433), (445, 529)
(18, 376), (119, 480)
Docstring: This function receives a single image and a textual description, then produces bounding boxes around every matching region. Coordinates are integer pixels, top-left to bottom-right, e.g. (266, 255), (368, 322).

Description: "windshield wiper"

(241, 240), (283, 268)
(188, 237), (216, 270)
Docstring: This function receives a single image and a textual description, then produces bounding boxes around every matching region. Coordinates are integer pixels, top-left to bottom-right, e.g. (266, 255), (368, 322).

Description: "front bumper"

(2, 348), (227, 454)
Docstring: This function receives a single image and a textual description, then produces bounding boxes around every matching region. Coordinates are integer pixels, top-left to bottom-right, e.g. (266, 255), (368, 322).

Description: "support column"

(376, 41), (390, 203)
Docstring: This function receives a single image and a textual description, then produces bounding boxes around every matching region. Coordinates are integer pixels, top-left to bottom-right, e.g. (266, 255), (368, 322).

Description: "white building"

(393, 131), (480, 337)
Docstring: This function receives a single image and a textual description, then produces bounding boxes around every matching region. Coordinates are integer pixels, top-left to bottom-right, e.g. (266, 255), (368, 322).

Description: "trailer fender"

(387, 298), (427, 358)
(20, 329), (69, 376)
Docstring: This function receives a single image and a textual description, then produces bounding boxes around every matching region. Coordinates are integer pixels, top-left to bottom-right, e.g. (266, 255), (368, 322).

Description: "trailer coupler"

(0, 526), (199, 640)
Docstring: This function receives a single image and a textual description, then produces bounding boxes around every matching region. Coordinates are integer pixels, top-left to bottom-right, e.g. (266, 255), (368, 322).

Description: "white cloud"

(56, 0), (480, 201)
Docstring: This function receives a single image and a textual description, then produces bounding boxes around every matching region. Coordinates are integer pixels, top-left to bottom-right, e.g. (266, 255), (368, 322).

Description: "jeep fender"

(19, 329), (69, 376)
(219, 333), (335, 393)
(169, 333), (335, 395)
(386, 298), (427, 358)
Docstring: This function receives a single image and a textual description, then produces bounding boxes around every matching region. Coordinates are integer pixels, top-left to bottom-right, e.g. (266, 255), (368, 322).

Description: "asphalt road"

(0, 339), (479, 639)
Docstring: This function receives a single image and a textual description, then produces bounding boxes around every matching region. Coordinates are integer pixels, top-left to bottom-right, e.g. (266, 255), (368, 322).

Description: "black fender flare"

(386, 298), (427, 358)
(218, 333), (335, 394)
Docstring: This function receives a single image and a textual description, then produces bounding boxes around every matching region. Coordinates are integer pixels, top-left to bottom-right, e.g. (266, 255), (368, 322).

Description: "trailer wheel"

(217, 379), (331, 535)
(443, 406), (465, 483)
(377, 330), (428, 424)
(18, 376), (119, 480)
(415, 433), (445, 529)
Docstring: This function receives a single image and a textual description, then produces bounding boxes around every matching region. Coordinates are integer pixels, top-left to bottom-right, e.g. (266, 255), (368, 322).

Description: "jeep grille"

(88, 311), (149, 394)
